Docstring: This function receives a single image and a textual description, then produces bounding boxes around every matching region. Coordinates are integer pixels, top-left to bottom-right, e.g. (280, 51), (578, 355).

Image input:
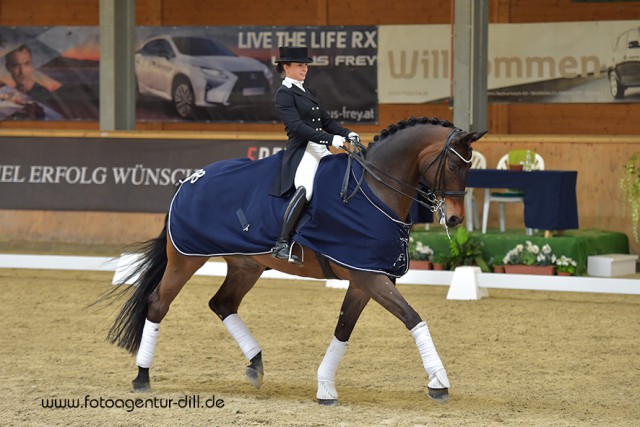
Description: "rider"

(269, 46), (359, 265)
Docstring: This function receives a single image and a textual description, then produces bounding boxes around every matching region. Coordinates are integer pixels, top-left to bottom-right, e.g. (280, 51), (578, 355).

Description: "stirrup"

(272, 241), (303, 265)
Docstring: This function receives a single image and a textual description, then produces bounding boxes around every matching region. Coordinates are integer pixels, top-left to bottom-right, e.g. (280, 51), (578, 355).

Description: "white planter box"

(587, 254), (638, 277)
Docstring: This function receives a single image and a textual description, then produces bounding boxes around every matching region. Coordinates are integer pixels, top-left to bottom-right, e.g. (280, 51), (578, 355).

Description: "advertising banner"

(0, 137), (285, 212)
(0, 25), (377, 123)
(379, 20), (640, 104)
(134, 26), (378, 123)
(0, 27), (99, 121)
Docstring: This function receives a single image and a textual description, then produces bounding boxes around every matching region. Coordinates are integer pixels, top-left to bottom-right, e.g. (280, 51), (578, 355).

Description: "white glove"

(331, 135), (345, 148)
(348, 131), (360, 143)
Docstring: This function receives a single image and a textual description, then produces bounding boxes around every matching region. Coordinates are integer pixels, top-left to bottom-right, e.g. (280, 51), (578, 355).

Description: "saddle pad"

(168, 151), (411, 277)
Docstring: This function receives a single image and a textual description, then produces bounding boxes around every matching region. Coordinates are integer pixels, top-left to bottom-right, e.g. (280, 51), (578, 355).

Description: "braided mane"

(368, 116), (455, 149)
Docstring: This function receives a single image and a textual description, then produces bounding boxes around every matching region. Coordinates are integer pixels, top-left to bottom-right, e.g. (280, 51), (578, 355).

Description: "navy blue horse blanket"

(168, 151), (411, 277)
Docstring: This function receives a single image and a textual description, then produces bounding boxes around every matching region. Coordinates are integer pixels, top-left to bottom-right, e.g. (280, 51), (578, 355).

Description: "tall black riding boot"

(272, 187), (307, 265)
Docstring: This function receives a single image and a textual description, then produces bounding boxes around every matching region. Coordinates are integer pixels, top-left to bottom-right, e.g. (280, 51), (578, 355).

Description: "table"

(466, 169), (579, 234)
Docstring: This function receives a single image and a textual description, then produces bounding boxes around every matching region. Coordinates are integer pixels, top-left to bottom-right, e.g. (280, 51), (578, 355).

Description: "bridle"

(340, 127), (472, 216)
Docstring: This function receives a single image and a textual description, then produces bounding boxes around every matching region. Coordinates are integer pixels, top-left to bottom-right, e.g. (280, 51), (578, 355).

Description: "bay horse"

(105, 116), (486, 405)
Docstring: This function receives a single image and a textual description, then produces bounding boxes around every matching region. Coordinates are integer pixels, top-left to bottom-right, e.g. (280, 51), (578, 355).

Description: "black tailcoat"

(269, 83), (351, 197)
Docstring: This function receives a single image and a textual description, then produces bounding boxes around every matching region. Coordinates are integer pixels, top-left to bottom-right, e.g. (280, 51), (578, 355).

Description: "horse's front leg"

(316, 284), (370, 405)
(349, 270), (450, 402)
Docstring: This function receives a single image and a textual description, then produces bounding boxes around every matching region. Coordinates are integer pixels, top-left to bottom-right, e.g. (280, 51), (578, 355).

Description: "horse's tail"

(104, 219), (168, 355)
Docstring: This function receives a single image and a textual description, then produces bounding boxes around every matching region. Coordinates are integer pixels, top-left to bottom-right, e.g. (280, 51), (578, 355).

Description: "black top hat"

(275, 46), (313, 64)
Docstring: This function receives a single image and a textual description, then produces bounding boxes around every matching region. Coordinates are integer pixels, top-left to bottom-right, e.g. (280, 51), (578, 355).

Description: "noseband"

(419, 128), (471, 198)
(341, 127), (471, 215)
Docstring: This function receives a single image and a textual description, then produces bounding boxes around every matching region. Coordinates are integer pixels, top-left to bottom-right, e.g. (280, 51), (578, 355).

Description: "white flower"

(415, 241), (434, 256)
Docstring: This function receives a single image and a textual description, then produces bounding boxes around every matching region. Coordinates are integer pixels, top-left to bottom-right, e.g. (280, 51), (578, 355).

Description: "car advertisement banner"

(379, 20), (640, 103)
(0, 136), (286, 212)
(0, 25), (377, 123)
(134, 26), (378, 123)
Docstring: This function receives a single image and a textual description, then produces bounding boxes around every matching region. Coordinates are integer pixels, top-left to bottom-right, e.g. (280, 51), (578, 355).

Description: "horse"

(104, 116), (487, 405)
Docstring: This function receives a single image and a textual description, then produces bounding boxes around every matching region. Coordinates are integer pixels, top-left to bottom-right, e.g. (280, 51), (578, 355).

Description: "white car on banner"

(608, 27), (640, 99)
(135, 35), (274, 118)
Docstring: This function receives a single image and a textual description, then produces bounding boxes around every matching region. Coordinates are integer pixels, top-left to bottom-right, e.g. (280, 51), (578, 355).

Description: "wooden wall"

(2, 0), (640, 252)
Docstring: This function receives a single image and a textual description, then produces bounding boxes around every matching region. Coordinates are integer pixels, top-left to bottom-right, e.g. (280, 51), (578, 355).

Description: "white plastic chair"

(465, 150), (486, 231)
(481, 152), (545, 235)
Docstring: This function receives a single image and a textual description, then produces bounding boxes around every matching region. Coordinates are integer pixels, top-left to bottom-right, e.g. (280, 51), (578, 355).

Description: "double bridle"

(340, 127), (472, 216)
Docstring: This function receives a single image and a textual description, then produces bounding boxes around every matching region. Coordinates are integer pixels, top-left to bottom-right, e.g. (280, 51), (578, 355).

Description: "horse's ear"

(460, 130), (488, 146)
(470, 131), (488, 143)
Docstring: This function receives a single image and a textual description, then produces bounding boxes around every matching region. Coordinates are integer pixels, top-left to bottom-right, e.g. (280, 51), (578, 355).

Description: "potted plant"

(620, 152), (640, 244)
(502, 240), (556, 275)
(490, 257), (505, 273)
(432, 254), (447, 270)
(444, 227), (490, 272)
(555, 255), (577, 276)
(408, 236), (434, 270)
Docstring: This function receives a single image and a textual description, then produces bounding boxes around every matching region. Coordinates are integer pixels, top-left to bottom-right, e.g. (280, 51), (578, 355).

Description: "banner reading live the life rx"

(0, 26), (378, 123)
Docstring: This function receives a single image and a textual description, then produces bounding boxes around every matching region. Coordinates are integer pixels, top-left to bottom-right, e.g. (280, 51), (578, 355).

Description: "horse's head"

(419, 127), (487, 228)
(363, 117), (487, 229)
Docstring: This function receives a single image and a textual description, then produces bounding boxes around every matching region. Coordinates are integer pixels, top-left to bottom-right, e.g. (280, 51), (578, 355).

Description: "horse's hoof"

(245, 366), (263, 389)
(132, 367), (150, 392)
(317, 398), (339, 406)
(132, 381), (151, 393)
(427, 387), (449, 403)
(246, 352), (264, 389)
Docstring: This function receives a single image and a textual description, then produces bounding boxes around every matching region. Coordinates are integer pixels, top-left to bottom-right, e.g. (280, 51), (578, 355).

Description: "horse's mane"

(368, 116), (455, 149)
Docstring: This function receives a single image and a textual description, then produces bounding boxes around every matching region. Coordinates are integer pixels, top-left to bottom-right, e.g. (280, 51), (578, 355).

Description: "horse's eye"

(448, 159), (460, 172)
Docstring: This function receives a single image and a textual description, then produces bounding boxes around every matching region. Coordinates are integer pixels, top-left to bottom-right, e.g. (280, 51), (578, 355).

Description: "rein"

(340, 128), (469, 215)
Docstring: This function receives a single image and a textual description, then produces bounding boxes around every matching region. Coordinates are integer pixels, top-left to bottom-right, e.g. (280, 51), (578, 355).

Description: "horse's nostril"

(447, 216), (461, 227)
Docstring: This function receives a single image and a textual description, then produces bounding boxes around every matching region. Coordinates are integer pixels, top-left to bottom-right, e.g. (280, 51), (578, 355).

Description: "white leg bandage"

(223, 314), (261, 361)
(411, 321), (450, 389)
(136, 319), (160, 368)
(317, 336), (349, 400)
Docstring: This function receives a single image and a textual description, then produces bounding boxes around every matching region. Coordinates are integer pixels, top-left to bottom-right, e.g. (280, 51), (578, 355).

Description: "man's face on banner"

(6, 49), (35, 93)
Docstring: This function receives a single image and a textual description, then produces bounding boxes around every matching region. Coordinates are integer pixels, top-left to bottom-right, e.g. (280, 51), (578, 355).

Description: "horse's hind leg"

(208, 256), (266, 389)
(133, 246), (208, 392)
(349, 271), (450, 403)
(317, 285), (371, 405)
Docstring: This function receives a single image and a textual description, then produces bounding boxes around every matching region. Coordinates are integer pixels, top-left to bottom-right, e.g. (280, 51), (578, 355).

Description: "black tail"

(102, 221), (168, 355)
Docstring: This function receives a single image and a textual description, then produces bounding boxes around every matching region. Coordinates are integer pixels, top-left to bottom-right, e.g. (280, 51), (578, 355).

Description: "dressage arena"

(1, 264), (639, 426)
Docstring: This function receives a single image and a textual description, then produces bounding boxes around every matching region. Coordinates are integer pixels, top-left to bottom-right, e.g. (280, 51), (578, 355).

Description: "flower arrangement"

(409, 237), (434, 261)
(620, 152), (640, 244)
(555, 255), (577, 275)
(502, 241), (556, 266)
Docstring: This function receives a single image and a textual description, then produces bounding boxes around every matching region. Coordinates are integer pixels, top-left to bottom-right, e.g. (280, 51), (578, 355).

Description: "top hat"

(274, 46), (313, 64)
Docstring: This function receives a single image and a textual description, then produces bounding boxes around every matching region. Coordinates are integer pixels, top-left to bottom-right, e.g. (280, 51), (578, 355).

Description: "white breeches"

(294, 142), (331, 201)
